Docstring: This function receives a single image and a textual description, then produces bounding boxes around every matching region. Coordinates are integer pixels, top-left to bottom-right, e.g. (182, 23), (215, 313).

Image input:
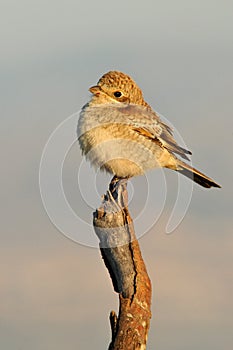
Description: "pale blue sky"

(1, 0), (233, 349)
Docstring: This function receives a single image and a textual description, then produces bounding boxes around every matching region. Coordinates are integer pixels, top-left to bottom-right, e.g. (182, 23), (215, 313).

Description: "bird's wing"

(79, 103), (191, 160)
(116, 104), (192, 160)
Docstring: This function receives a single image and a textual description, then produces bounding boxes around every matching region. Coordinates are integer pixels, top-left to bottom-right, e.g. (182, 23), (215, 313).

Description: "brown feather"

(176, 160), (221, 188)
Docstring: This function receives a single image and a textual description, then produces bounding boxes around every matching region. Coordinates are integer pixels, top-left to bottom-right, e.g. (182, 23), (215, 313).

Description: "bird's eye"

(113, 91), (122, 98)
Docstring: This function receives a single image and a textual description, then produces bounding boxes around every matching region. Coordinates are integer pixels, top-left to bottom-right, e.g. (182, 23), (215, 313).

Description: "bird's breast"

(78, 106), (166, 177)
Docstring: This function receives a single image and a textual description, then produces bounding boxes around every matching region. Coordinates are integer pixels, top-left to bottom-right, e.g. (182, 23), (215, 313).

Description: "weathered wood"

(93, 177), (152, 349)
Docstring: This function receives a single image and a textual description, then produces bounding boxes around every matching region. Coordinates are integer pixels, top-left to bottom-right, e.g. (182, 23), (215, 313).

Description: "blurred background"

(1, 0), (233, 349)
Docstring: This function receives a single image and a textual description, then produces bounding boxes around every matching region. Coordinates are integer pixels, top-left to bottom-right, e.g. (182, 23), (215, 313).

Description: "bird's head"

(89, 71), (148, 106)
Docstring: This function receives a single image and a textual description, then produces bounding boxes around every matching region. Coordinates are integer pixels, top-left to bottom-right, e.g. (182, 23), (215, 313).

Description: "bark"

(93, 177), (152, 350)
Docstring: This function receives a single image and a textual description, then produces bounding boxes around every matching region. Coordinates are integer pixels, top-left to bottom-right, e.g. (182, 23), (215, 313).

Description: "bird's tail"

(176, 160), (221, 188)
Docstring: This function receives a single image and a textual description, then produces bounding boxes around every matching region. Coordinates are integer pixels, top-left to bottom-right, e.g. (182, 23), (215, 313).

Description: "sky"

(1, 0), (233, 349)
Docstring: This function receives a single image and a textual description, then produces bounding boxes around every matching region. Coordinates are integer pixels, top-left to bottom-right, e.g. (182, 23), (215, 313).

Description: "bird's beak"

(89, 85), (101, 95)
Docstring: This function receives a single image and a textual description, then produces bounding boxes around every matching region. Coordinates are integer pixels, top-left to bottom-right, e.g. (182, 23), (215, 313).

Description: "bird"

(78, 71), (221, 188)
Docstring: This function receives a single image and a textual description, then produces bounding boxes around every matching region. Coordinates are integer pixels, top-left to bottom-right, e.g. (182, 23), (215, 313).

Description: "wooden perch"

(93, 177), (152, 350)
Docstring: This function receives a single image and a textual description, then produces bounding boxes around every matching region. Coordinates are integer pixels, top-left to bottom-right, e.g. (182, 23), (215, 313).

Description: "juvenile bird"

(78, 71), (220, 188)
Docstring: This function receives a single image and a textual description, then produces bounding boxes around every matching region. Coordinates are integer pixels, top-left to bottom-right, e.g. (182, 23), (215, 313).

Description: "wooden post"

(93, 177), (152, 350)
